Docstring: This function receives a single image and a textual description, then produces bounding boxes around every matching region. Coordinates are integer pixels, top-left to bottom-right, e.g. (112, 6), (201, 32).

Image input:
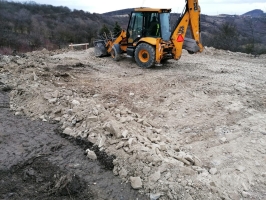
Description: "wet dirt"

(0, 89), (148, 200)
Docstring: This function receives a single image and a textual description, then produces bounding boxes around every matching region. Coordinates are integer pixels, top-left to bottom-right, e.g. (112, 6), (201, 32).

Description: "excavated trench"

(0, 86), (148, 200)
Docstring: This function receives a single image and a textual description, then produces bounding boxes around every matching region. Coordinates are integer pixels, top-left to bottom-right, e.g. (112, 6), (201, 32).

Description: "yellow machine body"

(94, 0), (203, 68)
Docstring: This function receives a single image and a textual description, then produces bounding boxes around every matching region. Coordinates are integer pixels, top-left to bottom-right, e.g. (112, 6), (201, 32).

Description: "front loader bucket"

(93, 40), (108, 57)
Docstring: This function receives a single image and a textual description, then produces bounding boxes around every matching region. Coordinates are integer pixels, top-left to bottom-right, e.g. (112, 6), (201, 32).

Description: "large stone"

(51, 90), (60, 98)
(159, 142), (167, 151)
(236, 166), (246, 172)
(72, 99), (80, 106)
(119, 168), (128, 178)
(150, 193), (162, 200)
(64, 89), (73, 96)
(103, 121), (121, 138)
(92, 107), (99, 116)
(48, 98), (57, 104)
(33, 71), (38, 81)
(43, 93), (52, 100)
(129, 176), (142, 189)
(209, 168), (218, 175)
(219, 137), (227, 143)
(98, 135), (106, 148)
(115, 141), (124, 150)
(193, 155), (203, 167)
(63, 127), (73, 135)
(179, 166), (197, 175)
(87, 116), (98, 122)
(16, 59), (25, 65)
(88, 135), (97, 144)
(122, 130), (129, 138)
(86, 149), (97, 160)
(143, 166), (151, 175)
(149, 171), (161, 183)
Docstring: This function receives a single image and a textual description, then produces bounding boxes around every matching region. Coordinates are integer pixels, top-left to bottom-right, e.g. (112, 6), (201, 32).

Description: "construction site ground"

(0, 47), (265, 200)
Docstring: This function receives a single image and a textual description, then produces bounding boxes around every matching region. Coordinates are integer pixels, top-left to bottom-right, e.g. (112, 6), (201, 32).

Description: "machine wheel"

(187, 50), (194, 54)
(134, 43), (155, 68)
(110, 44), (121, 61)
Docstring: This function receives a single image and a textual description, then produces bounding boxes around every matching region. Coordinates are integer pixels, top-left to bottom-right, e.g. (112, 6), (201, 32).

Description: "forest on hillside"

(0, 0), (266, 55)
(0, 1), (124, 54)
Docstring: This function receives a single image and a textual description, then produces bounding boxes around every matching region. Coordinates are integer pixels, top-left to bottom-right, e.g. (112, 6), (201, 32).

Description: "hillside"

(242, 9), (264, 17)
(200, 14), (266, 54)
(0, 1), (125, 54)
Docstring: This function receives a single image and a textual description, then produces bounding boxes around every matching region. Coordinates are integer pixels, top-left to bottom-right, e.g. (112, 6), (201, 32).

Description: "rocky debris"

(0, 101), (146, 200)
(2, 47), (266, 199)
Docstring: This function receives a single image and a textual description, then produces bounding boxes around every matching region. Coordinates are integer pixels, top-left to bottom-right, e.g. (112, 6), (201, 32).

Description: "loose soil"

(0, 47), (266, 200)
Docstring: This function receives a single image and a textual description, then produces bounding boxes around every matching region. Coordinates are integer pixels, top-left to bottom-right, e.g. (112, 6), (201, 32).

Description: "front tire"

(134, 43), (155, 68)
(110, 44), (121, 61)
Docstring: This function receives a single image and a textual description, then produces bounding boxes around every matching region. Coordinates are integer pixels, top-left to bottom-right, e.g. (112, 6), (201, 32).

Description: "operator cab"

(127, 8), (171, 44)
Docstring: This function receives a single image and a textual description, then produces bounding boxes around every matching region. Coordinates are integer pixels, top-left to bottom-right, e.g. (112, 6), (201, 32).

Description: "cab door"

(127, 12), (143, 44)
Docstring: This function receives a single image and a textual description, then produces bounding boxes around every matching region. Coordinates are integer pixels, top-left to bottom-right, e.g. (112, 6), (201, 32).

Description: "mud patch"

(0, 91), (148, 200)
(0, 156), (91, 199)
(56, 128), (116, 170)
(0, 89), (10, 108)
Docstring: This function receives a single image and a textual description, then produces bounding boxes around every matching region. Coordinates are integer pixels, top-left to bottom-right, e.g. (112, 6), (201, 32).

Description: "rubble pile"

(1, 47), (265, 199)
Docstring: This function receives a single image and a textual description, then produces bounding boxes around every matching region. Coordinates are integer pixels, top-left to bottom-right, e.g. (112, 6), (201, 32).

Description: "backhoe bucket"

(93, 40), (108, 57)
(183, 38), (200, 53)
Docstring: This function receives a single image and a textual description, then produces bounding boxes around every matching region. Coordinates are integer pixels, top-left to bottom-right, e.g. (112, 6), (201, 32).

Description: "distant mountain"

(103, 8), (134, 16)
(242, 9), (264, 17)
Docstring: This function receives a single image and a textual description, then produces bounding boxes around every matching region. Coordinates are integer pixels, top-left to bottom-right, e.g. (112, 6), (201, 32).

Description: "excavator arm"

(171, 0), (203, 59)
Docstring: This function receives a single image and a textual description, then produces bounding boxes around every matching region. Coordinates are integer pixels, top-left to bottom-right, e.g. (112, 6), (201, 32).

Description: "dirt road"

(0, 47), (266, 199)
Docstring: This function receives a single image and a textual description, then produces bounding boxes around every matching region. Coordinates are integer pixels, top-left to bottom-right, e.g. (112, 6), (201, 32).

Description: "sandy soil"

(0, 47), (266, 200)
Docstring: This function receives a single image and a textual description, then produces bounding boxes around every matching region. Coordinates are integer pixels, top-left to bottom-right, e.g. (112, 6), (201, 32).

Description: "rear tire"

(134, 43), (155, 68)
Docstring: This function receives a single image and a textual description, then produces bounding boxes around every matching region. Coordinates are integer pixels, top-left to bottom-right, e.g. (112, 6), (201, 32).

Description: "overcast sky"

(12, 0), (266, 15)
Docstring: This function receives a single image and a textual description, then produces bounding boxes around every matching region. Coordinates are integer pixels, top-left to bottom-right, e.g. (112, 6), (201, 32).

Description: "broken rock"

(63, 127), (74, 136)
(103, 121), (122, 138)
(209, 168), (218, 175)
(129, 176), (142, 189)
(119, 168), (128, 178)
(72, 99), (80, 106)
(86, 149), (97, 160)
(149, 171), (161, 183)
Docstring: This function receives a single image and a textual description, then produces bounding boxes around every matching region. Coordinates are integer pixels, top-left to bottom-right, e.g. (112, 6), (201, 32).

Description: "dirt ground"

(0, 47), (266, 200)
(0, 90), (147, 200)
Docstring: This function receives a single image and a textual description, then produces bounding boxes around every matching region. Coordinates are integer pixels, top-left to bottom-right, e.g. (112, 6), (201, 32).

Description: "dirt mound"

(1, 47), (266, 199)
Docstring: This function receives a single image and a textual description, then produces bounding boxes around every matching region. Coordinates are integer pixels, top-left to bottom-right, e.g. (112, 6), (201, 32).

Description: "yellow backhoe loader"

(94, 0), (203, 68)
